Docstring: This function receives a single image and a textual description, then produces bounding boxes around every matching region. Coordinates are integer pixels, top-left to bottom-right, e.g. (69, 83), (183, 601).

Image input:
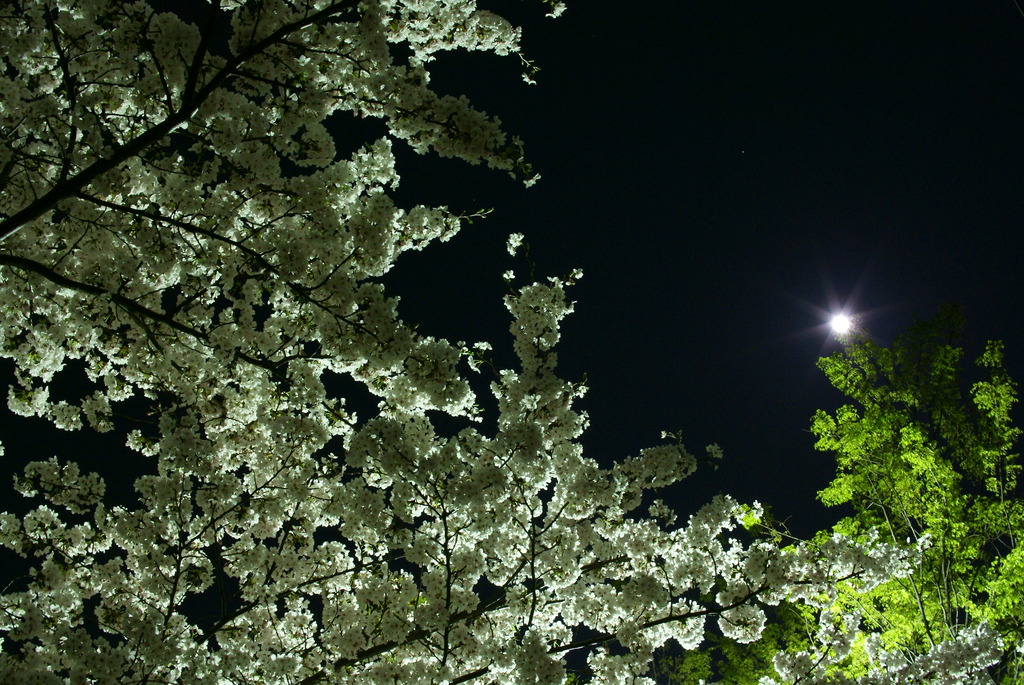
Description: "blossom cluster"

(765, 616), (1001, 684)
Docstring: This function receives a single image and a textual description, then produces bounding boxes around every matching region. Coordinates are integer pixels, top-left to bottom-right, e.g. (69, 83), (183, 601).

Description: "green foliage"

(811, 305), (1024, 683)
(649, 646), (713, 684)
(649, 602), (817, 684)
(715, 603), (819, 684)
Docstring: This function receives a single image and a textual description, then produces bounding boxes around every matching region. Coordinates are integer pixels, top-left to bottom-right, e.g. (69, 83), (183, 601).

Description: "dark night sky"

(2, 1), (1024, 540)
(383, 0), (1024, 535)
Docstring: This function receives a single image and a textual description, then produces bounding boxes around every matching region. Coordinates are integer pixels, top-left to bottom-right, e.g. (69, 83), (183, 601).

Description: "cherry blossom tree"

(0, 1), (1001, 681)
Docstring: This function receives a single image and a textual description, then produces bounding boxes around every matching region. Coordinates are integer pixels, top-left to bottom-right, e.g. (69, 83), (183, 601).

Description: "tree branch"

(0, 0), (360, 242)
(0, 253), (278, 371)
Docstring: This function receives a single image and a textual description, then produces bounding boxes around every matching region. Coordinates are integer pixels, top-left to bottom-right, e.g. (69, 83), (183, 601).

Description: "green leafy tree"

(808, 305), (1023, 682)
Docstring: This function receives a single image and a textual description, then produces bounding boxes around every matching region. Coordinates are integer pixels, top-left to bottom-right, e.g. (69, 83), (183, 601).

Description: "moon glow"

(830, 314), (852, 334)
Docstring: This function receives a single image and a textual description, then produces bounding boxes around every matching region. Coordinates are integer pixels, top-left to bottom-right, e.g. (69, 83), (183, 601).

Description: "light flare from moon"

(830, 314), (852, 334)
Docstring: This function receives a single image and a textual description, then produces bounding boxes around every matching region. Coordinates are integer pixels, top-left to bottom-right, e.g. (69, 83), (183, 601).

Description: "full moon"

(830, 314), (852, 334)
